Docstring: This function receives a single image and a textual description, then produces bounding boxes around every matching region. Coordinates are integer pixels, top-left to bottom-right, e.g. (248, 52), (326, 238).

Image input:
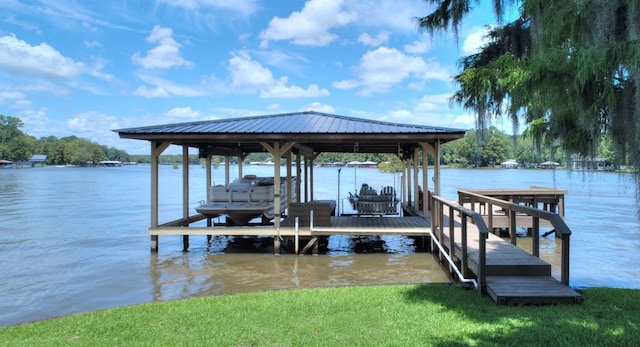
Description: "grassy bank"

(1, 284), (638, 346)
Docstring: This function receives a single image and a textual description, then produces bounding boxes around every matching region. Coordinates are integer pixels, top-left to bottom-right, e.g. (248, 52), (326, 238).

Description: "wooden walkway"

(438, 214), (583, 305)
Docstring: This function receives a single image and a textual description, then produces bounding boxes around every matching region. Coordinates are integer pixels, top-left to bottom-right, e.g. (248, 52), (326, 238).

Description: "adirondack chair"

(356, 185), (399, 216)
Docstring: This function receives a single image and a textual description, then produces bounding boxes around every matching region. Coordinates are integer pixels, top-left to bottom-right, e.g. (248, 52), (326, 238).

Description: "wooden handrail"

(431, 195), (489, 295)
(457, 190), (572, 285)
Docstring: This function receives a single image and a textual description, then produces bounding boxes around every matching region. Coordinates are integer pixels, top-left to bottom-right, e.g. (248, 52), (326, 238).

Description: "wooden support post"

(448, 205), (455, 275)
(304, 156), (309, 202)
(150, 141), (170, 252)
(182, 235), (189, 252)
(300, 237), (317, 255)
(433, 140), (441, 197)
(294, 217), (299, 255)
(461, 216), (468, 276)
(561, 234), (570, 285)
(407, 159), (413, 205)
(274, 233), (281, 255)
(486, 203), (493, 234)
(295, 153), (301, 202)
(151, 235), (158, 252)
(224, 155), (230, 186)
(309, 156), (315, 201)
(532, 216), (540, 257)
(509, 210), (517, 245)
(413, 148), (419, 211)
(421, 147), (428, 215)
(478, 231), (487, 295)
(182, 146), (189, 252)
(313, 237), (319, 255)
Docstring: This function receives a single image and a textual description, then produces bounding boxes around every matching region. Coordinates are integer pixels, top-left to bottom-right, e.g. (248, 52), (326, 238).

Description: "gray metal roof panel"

(114, 111), (466, 135)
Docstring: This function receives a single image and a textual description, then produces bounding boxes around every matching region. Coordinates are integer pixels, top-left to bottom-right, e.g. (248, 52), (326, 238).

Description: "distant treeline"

(0, 115), (129, 166)
(2, 114), (624, 169)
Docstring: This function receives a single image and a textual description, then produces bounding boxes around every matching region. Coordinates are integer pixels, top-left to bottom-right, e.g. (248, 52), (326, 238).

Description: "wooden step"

(440, 228), (551, 277)
(486, 276), (583, 305)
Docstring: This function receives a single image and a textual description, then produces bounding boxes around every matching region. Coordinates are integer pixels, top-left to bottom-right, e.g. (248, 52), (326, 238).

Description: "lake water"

(1, 165), (639, 326)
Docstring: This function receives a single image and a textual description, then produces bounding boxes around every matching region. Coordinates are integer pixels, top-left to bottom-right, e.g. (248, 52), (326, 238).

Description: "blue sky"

(0, 0), (502, 154)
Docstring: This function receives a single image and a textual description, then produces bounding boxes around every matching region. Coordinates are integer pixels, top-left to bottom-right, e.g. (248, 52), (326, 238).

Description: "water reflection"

(3, 166), (640, 327)
(148, 235), (450, 302)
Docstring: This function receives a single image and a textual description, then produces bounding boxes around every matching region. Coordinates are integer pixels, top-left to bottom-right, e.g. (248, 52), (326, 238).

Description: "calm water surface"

(1, 165), (638, 326)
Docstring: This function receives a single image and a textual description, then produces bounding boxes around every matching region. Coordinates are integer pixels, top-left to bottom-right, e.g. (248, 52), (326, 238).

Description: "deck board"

(486, 276), (584, 304)
(440, 223), (551, 276)
(437, 214), (581, 304)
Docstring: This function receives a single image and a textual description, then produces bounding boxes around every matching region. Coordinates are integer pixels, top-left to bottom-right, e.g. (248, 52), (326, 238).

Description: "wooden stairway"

(439, 225), (583, 305)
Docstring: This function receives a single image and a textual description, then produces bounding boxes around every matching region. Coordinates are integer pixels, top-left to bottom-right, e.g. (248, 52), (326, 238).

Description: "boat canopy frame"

(115, 111), (466, 251)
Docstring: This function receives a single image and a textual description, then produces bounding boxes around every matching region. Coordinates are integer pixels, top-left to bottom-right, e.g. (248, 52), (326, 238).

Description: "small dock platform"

(433, 190), (583, 305)
(439, 223), (583, 304)
(459, 187), (566, 232)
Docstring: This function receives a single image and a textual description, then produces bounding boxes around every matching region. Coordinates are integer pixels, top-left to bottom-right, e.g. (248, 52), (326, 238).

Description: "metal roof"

(115, 111), (466, 157)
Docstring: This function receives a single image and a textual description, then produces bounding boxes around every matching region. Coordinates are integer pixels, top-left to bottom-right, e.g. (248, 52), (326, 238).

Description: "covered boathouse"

(115, 111), (465, 252)
(115, 111), (582, 304)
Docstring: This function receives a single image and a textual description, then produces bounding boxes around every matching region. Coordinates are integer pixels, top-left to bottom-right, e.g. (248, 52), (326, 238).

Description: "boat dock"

(116, 112), (582, 305)
(151, 188), (582, 305)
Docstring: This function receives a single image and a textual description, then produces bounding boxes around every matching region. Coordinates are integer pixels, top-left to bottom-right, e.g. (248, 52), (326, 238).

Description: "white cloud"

(227, 51), (329, 98)
(301, 101), (335, 113)
(415, 93), (451, 113)
(332, 79), (360, 89)
(358, 32), (389, 46)
(357, 47), (425, 94)
(250, 49), (309, 76)
(228, 51), (277, 91)
(461, 26), (492, 56)
(259, 0), (357, 48)
(0, 34), (85, 79)
(67, 111), (117, 133)
(157, 0), (258, 16)
(133, 74), (204, 98)
(344, 0), (424, 31)
(0, 90), (29, 108)
(420, 58), (452, 80)
(83, 40), (101, 48)
(342, 47), (451, 95)
(404, 36), (431, 54)
(260, 79), (329, 99)
(454, 113), (476, 128)
(164, 106), (201, 120)
(414, 94), (475, 129)
(134, 85), (170, 98)
(132, 26), (193, 70)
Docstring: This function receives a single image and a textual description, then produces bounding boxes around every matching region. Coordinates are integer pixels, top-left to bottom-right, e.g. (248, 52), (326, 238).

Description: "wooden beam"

(421, 146), (429, 216)
(182, 145), (190, 252)
(413, 147), (419, 210)
(150, 141), (170, 252)
(300, 237), (319, 255)
(293, 143), (314, 157)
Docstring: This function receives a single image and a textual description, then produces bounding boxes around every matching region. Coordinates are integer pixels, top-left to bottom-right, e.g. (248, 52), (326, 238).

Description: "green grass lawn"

(1, 284), (638, 346)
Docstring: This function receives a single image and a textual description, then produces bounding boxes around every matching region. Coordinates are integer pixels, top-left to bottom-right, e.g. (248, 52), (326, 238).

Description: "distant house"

(30, 155), (47, 166)
(500, 159), (519, 169)
(98, 160), (122, 167)
(571, 155), (614, 171)
(0, 159), (13, 169)
(539, 161), (560, 169)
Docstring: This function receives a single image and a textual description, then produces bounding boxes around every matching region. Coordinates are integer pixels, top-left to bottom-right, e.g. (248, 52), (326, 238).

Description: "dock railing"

(431, 195), (490, 295)
(457, 190), (572, 286)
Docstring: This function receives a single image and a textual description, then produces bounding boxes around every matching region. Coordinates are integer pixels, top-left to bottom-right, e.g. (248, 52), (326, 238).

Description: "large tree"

(0, 115), (37, 161)
(417, 0), (640, 170)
